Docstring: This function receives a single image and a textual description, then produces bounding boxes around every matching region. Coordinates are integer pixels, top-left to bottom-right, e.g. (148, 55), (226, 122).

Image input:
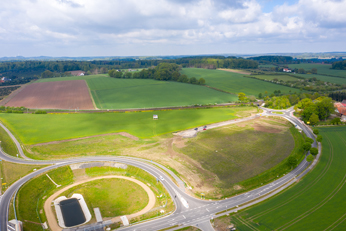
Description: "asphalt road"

(0, 107), (318, 231)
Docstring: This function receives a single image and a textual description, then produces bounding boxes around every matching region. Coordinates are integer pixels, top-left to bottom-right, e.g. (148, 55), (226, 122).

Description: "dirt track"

(217, 68), (251, 75)
(5, 80), (94, 109)
(44, 175), (156, 231)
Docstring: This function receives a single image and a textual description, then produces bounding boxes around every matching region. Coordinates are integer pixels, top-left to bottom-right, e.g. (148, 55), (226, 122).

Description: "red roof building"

(70, 70), (85, 76)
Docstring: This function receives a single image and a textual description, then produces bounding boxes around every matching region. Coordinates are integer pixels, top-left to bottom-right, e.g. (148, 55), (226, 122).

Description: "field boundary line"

(85, 80), (98, 110)
(0, 83), (29, 106)
(234, 215), (257, 231)
(249, 140), (329, 221)
(277, 137), (342, 230)
(92, 90), (103, 110)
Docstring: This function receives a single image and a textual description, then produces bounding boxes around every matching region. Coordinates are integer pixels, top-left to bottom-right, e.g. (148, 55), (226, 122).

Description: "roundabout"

(0, 107), (319, 231)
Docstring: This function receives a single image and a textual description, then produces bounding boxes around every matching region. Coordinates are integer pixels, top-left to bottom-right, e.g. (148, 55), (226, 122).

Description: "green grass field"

(176, 117), (304, 197)
(180, 68), (298, 96)
(86, 77), (238, 109)
(288, 64), (346, 78)
(60, 178), (149, 217)
(226, 126), (346, 230)
(0, 107), (254, 145)
(253, 74), (299, 81)
(35, 74), (107, 82)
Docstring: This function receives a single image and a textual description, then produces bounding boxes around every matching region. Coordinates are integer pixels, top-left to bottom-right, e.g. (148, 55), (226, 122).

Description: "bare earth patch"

(5, 80), (94, 109)
(218, 68), (251, 75)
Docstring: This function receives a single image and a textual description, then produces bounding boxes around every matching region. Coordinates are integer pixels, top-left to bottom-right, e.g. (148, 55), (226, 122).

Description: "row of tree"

(332, 60), (346, 70)
(329, 91), (346, 102)
(108, 63), (206, 85)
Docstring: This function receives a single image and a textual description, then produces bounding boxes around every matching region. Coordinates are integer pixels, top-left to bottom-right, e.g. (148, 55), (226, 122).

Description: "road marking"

(183, 215), (186, 219)
(206, 208), (209, 212)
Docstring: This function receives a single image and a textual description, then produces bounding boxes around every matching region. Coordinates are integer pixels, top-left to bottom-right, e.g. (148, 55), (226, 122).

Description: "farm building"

(337, 107), (346, 122)
(70, 70), (85, 76)
(342, 99), (346, 107)
(0, 77), (11, 83)
(283, 68), (292, 73)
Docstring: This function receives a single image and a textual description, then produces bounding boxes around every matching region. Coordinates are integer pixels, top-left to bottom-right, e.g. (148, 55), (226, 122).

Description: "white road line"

(183, 215), (186, 219)
(206, 208), (209, 212)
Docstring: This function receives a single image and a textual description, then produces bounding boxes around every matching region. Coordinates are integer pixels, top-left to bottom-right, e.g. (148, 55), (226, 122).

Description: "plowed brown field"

(5, 80), (95, 109)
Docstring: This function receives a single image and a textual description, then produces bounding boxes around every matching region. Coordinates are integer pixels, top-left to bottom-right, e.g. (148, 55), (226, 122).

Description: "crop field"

(253, 74), (299, 82)
(86, 77), (238, 109)
(288, 64), (346, 78)
(0, 107), (255, 144)
(5, 80), (94, 109)
(226, 126), (346, 230)
(180, 68), (298, 96)
(176, 117), (304, 197)
(293, 73), (346, 85)
(35, 74), (107, 83)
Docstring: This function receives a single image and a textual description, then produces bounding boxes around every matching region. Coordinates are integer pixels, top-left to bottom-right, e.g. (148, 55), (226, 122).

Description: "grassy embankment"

(86, 77), (238, 109)
(175, 117), (305, 198)
(216, 126), (346, 230)
(15, 164), (174, 231)
(180, 68), (298, 96)
(0, 161), (46, 193)
(0, 124), (18, 157)
(0, 107), (252, 145)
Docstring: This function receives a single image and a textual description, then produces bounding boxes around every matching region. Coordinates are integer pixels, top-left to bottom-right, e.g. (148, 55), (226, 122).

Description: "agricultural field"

(222, 126), (346, 230)
(35, 74), (107, 83)
(253, 74), (299, 82)
(0, 107), (254, 144)
(293, 73), (346, 85)
(288, 63), (346, 78)
(5, 80), (94, 109)
(180, 68), (298, 96)
(175, 117), (304, 197)
(86, 77), (238, 109)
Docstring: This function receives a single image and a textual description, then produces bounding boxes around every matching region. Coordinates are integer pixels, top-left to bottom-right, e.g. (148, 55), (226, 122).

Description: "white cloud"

(0, 0), (345, 56)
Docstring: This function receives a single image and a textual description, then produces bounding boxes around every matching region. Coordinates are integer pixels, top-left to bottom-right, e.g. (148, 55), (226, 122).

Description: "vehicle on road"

(194, 128), (198, 131)
(159, 176), (164, 181)
(203, 126), (207, 130)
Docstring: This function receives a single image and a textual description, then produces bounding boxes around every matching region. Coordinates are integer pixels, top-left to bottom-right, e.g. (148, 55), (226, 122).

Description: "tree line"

(329, 91), (346, 101)
(108, 63), (206, 85)
(332, 60), (346, 70)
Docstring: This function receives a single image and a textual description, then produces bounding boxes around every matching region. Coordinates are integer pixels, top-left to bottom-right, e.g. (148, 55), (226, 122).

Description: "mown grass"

(35, 74), (107, 83)
(0, 161), (46, 192)
(60, 178), (149, 217)
(176, 117), (305, 198)
(0, 107), (254, 145)
(0, 124), (18, 157)
(85, 165), (174, 222)
(228, 126), (346, 230)
(180, 68), (297, 96)
(86, 77), (238, 109)
(16, 166), (74, 231)
(253, 74), (299, 81)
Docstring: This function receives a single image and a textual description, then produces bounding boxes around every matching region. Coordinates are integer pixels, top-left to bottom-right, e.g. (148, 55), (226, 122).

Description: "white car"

(159, 176), (164, 181)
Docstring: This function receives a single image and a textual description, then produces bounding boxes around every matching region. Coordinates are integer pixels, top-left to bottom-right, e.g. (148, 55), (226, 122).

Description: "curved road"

(0, 107), (318, 231)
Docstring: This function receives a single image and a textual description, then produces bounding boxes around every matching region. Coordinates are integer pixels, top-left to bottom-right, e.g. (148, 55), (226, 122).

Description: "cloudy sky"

(0, 0), (345, 57)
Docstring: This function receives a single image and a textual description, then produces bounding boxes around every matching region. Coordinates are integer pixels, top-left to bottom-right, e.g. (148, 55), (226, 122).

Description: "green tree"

(303, 142), (312, 152)
(124, 72), (132, 79)
(317, 135), (323, 142)
(115, 71), (123, 78)
(198, 78), (206, 85)
(306, 154), (314, 162)
(305, 137), (314, 144)
(287, 156), (298, 168)
(331, 117), (341, 125)
(309, 113), (319, 125)
(316, 97), (334, 121)
(298, 68), (306, 74)
(189, 77), (198, 84)
(311, 68), (318, 74)
(178, 74), (189, 83)
(238, 92), (247, 102)
(41, 70), (54, 78)
(172, 71), (180, 81)
(313, 129), (319, 135)
(258, 93), (263, 99)
(310, 147), (318, 156)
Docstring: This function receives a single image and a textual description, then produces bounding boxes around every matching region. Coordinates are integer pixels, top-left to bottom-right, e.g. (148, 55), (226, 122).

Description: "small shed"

(153, 114), (158, 120)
